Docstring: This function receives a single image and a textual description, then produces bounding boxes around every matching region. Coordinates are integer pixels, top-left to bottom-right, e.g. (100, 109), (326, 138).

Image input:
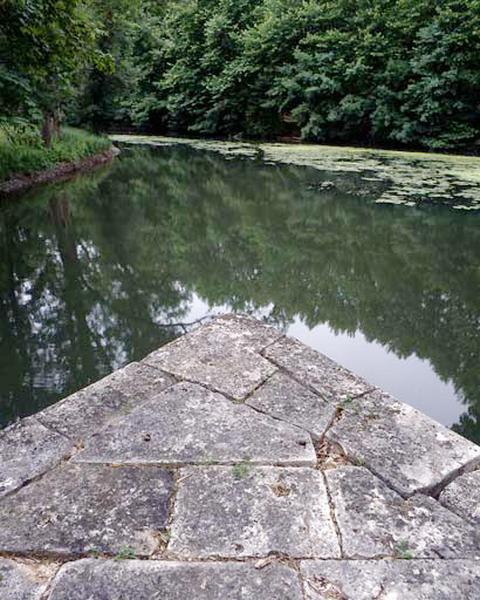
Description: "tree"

(3, 0), (477, 150)
(0, 0), (110, 145)
(83, 0), (479, 151)
(72, 0), (141, 130)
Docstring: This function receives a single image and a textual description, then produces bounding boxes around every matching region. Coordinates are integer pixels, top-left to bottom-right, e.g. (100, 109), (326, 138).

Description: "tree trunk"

(41, 112), (55, 147)
(41, 110), (61, 147)
(53, 111), (61, 138)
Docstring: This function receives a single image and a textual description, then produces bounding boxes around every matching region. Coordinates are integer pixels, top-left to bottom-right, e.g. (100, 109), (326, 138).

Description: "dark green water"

(1, 144), (479, 443)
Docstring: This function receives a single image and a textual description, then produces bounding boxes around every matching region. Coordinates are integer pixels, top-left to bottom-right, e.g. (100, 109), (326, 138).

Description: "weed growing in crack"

(340, 396), (353, 409)
(232, 459), (252, 479)
(352, 455), (365, 467)
(395, 539), (413, 559)
(114, 546), (136, 560)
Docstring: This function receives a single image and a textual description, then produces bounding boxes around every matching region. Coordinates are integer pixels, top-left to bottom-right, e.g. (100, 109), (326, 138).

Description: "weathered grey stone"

(74, 382), (315, 466)
(143, 315), (279, 400)
(48, 559), (303, 600)
(0, 559), (57, 600)
(327, 389), (480, 496)
(0, 416), (73, 498)
(439, 470), (480, 524)
(246, 372), (336, 439)
(208, 313), (283, 350)
(163, 314), (282, 354)
(325, 466), (480, 558)
(36, 362), (174, 441)
(301, 559), (480, 600)
(263, 336), (372, 402)
(4, 313), (480, 597)
(0, 464), (172, 557)
(169, 466), (340, 558)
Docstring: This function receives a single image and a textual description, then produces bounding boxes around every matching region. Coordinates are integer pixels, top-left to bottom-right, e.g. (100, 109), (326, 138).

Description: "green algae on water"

(111, 135), (480, 210)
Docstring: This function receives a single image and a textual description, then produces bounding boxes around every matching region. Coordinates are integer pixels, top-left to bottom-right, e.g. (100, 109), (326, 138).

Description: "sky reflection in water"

(0, 144), (478, 444)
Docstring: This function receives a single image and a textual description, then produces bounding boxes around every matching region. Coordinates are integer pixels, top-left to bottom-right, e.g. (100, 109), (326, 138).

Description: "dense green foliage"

(0, 121), (111, 181)
(75, 0), (480, 151)
(1, 0), (479, 150)
(0, 1), (112, 178)
(0, 0), (110, 145)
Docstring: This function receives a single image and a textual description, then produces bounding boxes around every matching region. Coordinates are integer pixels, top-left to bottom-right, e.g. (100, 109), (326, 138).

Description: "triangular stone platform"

(1, 315), (479, 598)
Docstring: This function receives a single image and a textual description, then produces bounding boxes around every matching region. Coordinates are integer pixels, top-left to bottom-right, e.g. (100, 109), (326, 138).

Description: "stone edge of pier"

(0, 313), (479, 599)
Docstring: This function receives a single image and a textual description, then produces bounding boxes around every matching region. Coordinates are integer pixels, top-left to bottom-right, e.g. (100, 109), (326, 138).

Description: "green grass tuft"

(395, 539), (413, 559)
(114, 546), (136, 560)
(232, 460), (252, 479)
(0, 120), (111, 182)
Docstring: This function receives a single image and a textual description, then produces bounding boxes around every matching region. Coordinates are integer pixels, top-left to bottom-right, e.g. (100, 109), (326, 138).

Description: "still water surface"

(0, 143), (479, 443)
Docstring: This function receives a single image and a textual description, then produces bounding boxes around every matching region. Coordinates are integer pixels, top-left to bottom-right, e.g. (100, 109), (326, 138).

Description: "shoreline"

(0, 146), (119, 196)
(108, 129), (480, 159)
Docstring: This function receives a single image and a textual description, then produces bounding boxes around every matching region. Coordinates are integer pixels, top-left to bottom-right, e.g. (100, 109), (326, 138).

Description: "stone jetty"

(1, 314), (479, 599)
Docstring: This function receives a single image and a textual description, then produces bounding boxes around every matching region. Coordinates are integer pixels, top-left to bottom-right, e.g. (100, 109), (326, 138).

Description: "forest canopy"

(1, 0), (480, 151)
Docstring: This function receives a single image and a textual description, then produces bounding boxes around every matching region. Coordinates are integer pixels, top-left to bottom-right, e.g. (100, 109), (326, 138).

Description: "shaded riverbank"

(0, 147), (118, 196)
(0, 125), (114, 196)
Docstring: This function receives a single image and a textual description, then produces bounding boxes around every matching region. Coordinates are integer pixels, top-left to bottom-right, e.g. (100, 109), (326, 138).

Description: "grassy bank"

(0, 120), (112, 183)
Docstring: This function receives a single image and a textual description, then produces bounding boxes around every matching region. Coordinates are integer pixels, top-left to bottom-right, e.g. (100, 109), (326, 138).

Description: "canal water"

(1, 142), (479, 444)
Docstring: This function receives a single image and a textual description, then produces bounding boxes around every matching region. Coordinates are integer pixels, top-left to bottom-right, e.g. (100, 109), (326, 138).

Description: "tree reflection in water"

(0, 145), (479, 443)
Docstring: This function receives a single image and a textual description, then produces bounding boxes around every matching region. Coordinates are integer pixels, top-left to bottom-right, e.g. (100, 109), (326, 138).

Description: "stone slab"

(169, 466), (340, 558)
(246, 371), (336, 439)
(0, 464), (173, 557)
(157, 313), (282, 354)
(143, 316), (278, 400)
(0, 416), (73, 498)
(36, 362), (174, 441)
(325, 466), (480, 558)
(327, 389), (480, 496)
(206, 313), (283, 351)
(0, 559), (57, 600)
(301, 559), (480, 600)
(74, 382), (315, 466)
(439, 470), (480, 524)
(263, 336), (372, 402)
(3, 313), (480, 597)
(48, 559), (303, 600)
